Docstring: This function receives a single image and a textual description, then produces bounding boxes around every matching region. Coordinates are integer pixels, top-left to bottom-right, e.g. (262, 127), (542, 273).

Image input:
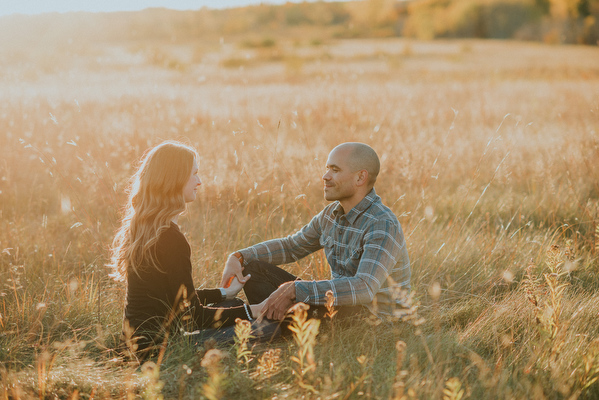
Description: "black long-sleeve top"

(124, 222), (248, 341)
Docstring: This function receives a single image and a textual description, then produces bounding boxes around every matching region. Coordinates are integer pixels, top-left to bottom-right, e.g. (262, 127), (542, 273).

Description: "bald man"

(221, 143), (411, 322)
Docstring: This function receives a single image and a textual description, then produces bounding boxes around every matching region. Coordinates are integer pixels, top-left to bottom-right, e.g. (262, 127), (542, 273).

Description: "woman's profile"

(109, 140), (265, 359)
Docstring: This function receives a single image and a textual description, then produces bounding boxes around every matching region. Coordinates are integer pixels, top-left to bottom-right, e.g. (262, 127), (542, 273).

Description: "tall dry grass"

(0, 36), (598, 398)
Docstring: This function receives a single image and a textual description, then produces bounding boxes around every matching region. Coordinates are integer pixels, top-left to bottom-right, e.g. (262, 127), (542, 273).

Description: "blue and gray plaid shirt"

(238, 188), (411, 317)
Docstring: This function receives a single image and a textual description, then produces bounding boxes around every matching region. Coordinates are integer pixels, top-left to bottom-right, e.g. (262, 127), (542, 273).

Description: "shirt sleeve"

(238, 211), (324, 265)
(294, 219), (405, 306)
(195, 288), (222, 305)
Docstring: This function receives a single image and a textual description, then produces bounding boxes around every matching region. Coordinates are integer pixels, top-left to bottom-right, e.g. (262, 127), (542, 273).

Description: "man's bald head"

(333, 142), (380, 187)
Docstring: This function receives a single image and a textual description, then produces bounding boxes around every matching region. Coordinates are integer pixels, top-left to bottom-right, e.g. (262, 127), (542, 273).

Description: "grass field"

(1, 34), (599, 399)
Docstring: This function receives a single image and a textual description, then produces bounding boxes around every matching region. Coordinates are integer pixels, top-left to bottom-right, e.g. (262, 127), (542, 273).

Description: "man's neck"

(338, 187), (373, 214)
(339, 196), (366, 214)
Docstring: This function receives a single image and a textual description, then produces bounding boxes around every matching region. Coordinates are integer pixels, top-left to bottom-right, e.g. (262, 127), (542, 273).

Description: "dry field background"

(1, 35), (599, 398)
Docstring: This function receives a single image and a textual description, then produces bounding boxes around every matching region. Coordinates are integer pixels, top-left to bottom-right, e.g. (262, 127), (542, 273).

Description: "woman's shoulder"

(156, 222), (189, 251)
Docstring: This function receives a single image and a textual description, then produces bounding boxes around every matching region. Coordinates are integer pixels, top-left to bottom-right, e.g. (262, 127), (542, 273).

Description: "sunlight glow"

(0, 0), (305, 17)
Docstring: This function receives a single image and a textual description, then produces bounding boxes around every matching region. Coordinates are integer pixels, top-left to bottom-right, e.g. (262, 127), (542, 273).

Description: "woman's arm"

(158, 226), (253, 329)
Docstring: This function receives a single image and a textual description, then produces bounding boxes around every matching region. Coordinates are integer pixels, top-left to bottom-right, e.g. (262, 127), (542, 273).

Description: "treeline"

(1, 0), (598, 47)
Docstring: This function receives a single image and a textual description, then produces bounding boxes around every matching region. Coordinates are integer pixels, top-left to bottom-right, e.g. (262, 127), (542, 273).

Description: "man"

(221, 142), (410, 322)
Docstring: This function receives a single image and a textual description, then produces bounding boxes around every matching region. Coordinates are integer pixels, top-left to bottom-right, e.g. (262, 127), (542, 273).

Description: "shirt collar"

(332, 188), (378, 224)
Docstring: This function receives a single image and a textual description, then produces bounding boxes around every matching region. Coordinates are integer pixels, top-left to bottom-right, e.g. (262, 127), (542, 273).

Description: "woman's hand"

(220, 254), (247, 288)
(249, 299), (267, 321)
(222, 275), (250, 300)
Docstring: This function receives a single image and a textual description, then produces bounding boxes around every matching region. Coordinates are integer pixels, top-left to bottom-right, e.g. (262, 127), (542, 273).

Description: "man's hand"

(262, 281), (296, 321)
(220, 254), (248, 288)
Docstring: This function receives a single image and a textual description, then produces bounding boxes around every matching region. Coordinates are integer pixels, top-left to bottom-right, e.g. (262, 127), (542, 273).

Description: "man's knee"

(241, 261), (279, 303)
(242, 260), (261, 276)
(242, 260), (271, 278)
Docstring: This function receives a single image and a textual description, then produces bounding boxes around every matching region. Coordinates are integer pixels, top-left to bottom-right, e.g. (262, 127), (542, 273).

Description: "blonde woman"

(110, 141), (266, 358)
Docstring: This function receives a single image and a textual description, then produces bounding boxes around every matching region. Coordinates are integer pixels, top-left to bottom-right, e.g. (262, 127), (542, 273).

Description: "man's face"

(322, 146), (358, 203)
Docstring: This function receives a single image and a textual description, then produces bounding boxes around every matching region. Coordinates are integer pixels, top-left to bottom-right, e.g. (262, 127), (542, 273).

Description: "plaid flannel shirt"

(238, 189), (410, 317)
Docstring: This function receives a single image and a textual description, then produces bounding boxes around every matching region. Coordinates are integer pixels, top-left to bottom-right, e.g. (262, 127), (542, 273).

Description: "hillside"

(0, 0), (597, 49)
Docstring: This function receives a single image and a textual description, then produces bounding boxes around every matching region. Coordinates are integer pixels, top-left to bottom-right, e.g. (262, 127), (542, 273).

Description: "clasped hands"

(220, 254), (296, 321)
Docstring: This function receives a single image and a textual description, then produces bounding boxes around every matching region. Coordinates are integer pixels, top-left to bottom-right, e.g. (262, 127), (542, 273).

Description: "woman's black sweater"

(124, 222), (248, 347)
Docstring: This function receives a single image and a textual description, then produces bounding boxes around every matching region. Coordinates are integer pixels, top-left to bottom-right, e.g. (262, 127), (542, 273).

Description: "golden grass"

(0, 36), (598, 398)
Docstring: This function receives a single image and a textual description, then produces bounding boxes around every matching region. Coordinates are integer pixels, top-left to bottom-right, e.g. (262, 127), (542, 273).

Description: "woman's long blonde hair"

(109, 141), (197, 282)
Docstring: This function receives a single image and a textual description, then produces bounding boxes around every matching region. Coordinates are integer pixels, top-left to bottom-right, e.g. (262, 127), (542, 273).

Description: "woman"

(109, 140), (264, 358)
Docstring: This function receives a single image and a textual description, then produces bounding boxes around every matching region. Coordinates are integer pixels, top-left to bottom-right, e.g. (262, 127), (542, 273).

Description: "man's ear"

(355, 170), (369, 187)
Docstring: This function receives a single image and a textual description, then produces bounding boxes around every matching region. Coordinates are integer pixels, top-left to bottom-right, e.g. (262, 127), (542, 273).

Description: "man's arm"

(220, 211), (326, 287)
(240, 211), (325, 264)
(294, 219), (407, 307)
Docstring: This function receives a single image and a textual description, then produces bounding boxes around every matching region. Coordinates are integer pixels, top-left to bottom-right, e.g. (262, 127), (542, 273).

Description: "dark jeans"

(185, 319), (283, 346)
(242, 261), (370, 320)
(186, 298), (283, 346)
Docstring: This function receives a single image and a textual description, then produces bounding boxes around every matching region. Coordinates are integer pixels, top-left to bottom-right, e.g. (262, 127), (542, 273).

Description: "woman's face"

(183, 158), (201, 203)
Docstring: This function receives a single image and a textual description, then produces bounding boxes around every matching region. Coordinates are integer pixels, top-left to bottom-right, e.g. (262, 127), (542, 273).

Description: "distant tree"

(285, 3), (312, 25)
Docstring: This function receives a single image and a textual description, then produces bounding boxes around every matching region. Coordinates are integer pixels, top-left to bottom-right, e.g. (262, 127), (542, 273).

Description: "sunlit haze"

(0, 0), (297, 17)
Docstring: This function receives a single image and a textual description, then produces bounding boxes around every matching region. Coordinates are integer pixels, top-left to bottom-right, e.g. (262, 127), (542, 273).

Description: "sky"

(0, 0), (297, 17)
